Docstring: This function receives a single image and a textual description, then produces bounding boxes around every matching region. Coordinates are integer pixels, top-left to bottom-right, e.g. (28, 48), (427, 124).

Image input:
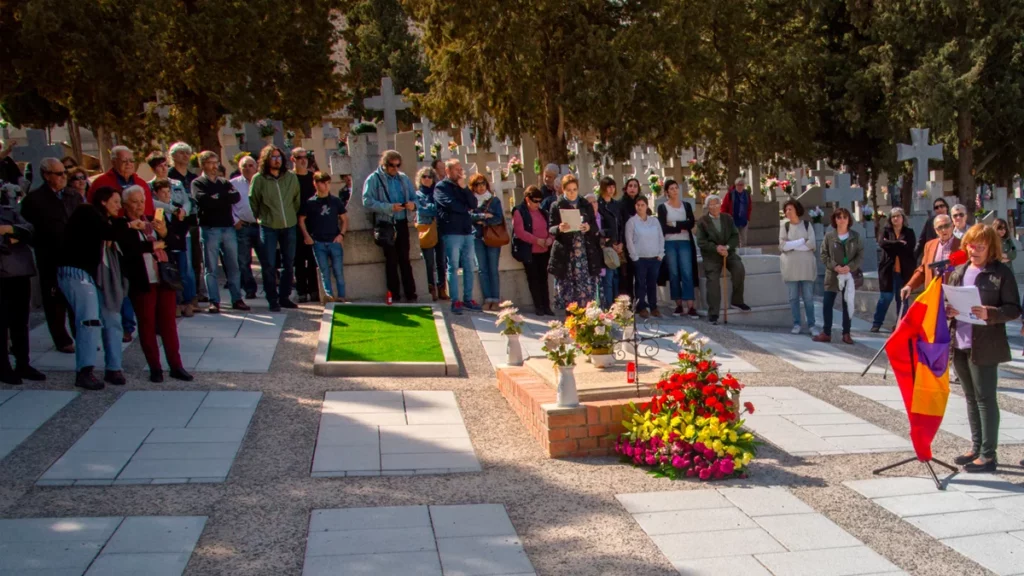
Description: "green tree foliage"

(343, 0), (427, 126)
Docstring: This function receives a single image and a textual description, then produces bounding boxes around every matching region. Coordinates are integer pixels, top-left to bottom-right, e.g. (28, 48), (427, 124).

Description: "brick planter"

(497, 366), (645, 458)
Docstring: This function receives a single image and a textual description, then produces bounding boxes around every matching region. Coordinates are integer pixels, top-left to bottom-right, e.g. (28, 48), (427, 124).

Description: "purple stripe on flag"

(917, 341), (950, 377)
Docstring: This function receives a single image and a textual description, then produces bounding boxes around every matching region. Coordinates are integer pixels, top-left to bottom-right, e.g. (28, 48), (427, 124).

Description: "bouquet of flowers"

(609, 295), (635, 327)
(861, 204), (874, 222)
(540, 322), (578, 367)
(430, 142), (442, 159)
(350, 122), (377, 135)
(564, 301), (617, 355)
(257, 119), (276, 138)
(448, 140), (458, 153)
(648, 171), (663, 196)
(534, 158), (542, 175)
(808, 206), (824, 224)
(614, 328), (757, 481)
(337, 140), (349, 156)
(915, 189), (928, 199)
(415, 139), (424, 162)
(761, 177), (779, 198)
(686, 160), (723, 201)
(507, 156), (523, 174)
(495, 301), (524, 336)
(780, 179), (794, 195)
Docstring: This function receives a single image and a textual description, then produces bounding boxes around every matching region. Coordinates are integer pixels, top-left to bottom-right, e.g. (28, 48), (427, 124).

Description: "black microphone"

(927, 259), (950, 271)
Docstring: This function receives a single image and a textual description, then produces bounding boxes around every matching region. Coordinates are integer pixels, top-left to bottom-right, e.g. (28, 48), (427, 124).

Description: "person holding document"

(547, 174), (602, 316)
(814, 208), (862, 344)
(872, 207), (915, 332)
(945, 224), (1021, 473)
(779, 200), (817, 335)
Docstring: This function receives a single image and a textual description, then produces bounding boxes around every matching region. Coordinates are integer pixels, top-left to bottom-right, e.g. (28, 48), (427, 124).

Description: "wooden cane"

(722, 252), (728, 324)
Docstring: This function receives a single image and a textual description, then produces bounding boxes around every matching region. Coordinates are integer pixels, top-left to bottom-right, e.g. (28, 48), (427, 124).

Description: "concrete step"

(697, 273), (787, 309)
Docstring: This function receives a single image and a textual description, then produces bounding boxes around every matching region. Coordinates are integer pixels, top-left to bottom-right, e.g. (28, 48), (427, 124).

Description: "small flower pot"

(557, 365), (579, 407)
(506, 334), (524, 367)
(589, 353), (615, 369)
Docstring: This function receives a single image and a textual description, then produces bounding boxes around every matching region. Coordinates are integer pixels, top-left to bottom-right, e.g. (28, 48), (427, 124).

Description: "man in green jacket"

(249, 145), (301, 311)
(696, 194), (750, 324)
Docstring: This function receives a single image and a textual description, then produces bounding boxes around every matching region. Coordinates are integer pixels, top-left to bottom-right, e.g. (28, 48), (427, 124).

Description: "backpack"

(785, 220), (810, 234)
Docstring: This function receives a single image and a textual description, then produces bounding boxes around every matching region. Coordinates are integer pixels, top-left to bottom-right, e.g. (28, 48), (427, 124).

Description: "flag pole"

(860, 295), (913, 378)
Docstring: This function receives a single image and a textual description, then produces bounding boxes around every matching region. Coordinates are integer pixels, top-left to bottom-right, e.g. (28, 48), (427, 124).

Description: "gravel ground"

(2, 304), (1023, 576)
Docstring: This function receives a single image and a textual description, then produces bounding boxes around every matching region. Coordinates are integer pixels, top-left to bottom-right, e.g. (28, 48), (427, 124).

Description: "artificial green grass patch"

(327, 305), (444, 363)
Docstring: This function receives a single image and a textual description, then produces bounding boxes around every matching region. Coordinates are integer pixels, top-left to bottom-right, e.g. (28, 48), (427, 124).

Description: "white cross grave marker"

(811, 160), (835, 186)
(9, 129), (65, 185)
(363, 77), (410, 148)
(825, 172), (864, 211)
(413, 118), (435, 163)
(897, 128), (943, 192)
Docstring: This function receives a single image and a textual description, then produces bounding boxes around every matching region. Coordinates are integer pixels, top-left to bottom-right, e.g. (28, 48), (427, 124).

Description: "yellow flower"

(729, 431), (738, 443)
(684, 424), (695, 438)
(742, 452), (752, 465)
(726, 446), (738, 456)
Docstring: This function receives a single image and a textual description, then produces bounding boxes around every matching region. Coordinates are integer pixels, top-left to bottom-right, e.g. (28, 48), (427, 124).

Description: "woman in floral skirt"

(547, 174), (603, 316)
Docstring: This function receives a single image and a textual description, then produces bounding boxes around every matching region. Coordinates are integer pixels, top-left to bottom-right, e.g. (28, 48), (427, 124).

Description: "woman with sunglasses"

(950, 204), (970, 239)
(512, 186), (554, 315)
(814, 207), (862, 344)
(993, 218), (1017, 264)
(414, 167), (448, 301)
(915, 198), (948, 263)
(946, 224), (1021, 473)
(67, 167), (90, 198)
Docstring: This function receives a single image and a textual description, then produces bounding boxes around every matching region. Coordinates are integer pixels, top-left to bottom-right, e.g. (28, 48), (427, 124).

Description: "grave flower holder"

(506, 334), (523, 367)
(495, 302), (525, 367)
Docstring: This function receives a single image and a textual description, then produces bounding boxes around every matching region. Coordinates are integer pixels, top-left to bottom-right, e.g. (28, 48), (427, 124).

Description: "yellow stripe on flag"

(910, 363), (950, 417)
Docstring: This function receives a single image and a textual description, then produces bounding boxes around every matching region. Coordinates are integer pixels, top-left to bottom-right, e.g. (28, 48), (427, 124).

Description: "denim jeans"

(57, 267), (123, 372)
(201, 226), (242, 305)
(443, 234), (475, 303)
(600, 269), (618, 309)
(312, 240), (346, 298)
(786, 280), (815, 328)
(664, 240), (695, 301)
(173, 248), (197, 304)
(872, 271), (904, 327)
(822, 290), (851, 336)
(474, 238), (501, 302)
(236, 223), (263, 296)
(121, 297), (136, 335)
(260, 225), (296, 305)
(422, 236), (448, 289)
(634, 258), (660, 311)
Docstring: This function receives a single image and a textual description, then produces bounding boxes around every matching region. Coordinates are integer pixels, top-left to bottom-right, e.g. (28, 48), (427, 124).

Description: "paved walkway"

(38, 391), (260, 485)
(843, 385), (1024, 445)
(312, 391), (480, 477)
(0, 390), (77, 459)
(0, 515), (206, 575)
(846, 477), (1024, 576)
(303, 504), (533, 576)
(617, 487), (906, 575)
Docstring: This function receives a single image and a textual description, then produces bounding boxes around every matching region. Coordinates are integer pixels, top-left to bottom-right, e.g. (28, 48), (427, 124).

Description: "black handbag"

(374, 221), (396, 247)
(158, 261), (184, 291)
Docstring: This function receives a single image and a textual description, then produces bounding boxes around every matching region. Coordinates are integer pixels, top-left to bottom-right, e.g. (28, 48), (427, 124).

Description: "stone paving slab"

(842, 385), (1024, 444)
(38, 391), (260, 485)
(846, 476), (1024, 575)
(0, 515), (205, 576)
(471, 314), (760, 374)
(741, 387), (912, 456)
(0, 390), (78, 460)
(616, 487), (906, 576)
(732, 330), (885, 374)
(311, 391), (480, 477)
(23, 323), (132, 372)
(303, 504), (534, 576)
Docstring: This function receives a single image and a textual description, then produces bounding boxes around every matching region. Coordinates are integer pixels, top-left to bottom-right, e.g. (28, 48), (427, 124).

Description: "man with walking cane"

(696, 194), (750, 325)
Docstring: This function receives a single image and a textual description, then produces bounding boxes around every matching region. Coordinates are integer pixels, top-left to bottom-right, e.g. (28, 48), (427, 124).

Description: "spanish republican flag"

(885, 276), (951, 461)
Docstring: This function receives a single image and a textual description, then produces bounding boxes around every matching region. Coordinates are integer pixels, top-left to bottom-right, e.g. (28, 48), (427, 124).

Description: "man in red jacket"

(88, 145), (154, 216)
(721, 177), (752, 247)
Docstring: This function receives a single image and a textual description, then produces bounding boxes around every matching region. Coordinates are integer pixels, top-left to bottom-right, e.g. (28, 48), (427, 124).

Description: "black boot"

(169, 367), (194, 382)
(16, 364), (46, 381)
(0, 365), (21, 385)
(150, 368), (164, 383)
(75, 368), (104, 391)
(104, 370), (126, 386)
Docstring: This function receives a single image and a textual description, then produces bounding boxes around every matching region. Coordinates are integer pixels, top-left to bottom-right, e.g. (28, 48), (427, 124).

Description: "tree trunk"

(96, 125), (112, 171)
(900, 167), (912, 213)
(67, 118), (83, 165)
(957, 108), (975, 211)
(196, 92), (222, 157)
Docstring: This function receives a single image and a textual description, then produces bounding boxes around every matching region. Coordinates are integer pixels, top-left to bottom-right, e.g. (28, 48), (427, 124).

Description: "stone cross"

(433, 131), (452, 161)
(413, 118), (435, 163)
(824, 172), (864, 212)
(982, 186), (1010, 222)
(810, 160), (835, 186)
(486, 161), (517, 206)
(363, 77), (410, 148)
(517, 134), (540, 188)
(9, 129), (64, 185)
(897, 128), (943, 192)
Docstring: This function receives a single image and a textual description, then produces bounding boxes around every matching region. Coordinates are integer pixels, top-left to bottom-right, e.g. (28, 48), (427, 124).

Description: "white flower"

(585, 307), (600, 321)
(500, 300), (514, 308)
(512, 314), (524, 323)
(595, 326), (606, 336)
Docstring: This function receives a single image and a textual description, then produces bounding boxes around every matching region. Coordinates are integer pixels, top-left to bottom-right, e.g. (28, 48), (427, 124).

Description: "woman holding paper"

(779, 200), (817, 335)
(547, 174), (602, 315)
(469, 174), (505, 311)
(814, 207), (862, 345)
(946, 224), (1021, 473)
(872, 207), (916, 332)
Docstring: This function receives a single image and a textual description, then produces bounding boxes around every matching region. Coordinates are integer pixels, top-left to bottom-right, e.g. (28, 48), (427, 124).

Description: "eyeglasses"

(45, 170), (68, 177)
(270, 155), (283, 160)
(421, 175), (434, 180)
(526, 197), (541, 204)
(953, 213), (966, 218)
(967, 243), (987, 252)
(936, 223), (953, 231)
(387, 162), (401, 169)
(933, 205), (946, 211)
(70, 175), (88, 181)
(293, 155), (307, 160)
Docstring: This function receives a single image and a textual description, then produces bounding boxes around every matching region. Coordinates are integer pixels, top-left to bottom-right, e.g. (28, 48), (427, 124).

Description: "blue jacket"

(471, 195), (504, 240)
(434, 178), (477, 236)
(361, 166), (414, 223)
(414, 185), (438, 226)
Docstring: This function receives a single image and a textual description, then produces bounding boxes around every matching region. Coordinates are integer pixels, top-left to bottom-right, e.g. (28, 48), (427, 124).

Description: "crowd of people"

(0, 142), (354, 389)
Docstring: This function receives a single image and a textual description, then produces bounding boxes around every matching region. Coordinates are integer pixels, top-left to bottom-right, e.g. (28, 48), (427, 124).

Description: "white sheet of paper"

(943, 284), (986, 325)
(560, 209), (582, 232)
(783, 239), (808, 251)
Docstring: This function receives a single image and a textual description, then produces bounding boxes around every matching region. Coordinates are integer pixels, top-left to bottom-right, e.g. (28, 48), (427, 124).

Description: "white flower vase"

(589, 353), (615, 369)
(506, 334), (524, 366)
(262, 135), (274, 146)
(556, 365), (579, 407)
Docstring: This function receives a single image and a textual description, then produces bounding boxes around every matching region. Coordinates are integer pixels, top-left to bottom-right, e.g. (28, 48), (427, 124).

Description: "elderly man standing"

(362, 149), (418, 302)
(192, 151), (249, 313)
(250, 145), (301, 312)
(231, 155), (262, 300)
(167, 142), (205, 303)
(19, 157), (82, 353)
(901, 214), (960, 300)
(89, 146), (154, 216)
(721, 177), (753, 247)
(539, 164), (561, 211)
(696, 194), (751, 325)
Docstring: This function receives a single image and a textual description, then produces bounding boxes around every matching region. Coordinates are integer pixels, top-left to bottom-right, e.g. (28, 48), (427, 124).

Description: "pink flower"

(645, 454), (657, 465)
(699, 468), (712, 480)
(671, 455), (685, 468)
(720, 459), (735, 475)
(685, 468), (696, 477)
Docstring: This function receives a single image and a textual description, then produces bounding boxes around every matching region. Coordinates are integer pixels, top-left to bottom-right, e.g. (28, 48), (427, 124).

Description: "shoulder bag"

(372, 173), (396, 247)
(482, 198), (510, 247)
(417, 220), (438, 249)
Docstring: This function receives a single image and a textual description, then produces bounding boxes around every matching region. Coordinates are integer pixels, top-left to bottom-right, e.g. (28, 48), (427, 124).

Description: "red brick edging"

(497, 366), (643, 458)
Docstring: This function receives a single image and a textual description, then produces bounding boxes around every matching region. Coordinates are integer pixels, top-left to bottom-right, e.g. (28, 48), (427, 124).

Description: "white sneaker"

(809, 326), (821, 337)
(791, 325), (801, 335)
